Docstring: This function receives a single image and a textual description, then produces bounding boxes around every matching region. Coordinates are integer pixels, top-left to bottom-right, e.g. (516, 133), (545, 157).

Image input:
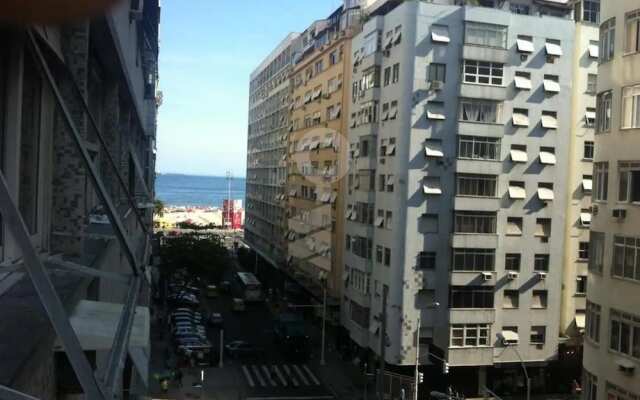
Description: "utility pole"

(414, 317), (421, 400)
(377, 285), (388, 400)
(320, 284), (327, 365)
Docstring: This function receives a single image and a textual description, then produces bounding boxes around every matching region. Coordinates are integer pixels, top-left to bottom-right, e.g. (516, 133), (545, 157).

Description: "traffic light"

(443, 362), (449, 375)
(418, 372), (424, 383)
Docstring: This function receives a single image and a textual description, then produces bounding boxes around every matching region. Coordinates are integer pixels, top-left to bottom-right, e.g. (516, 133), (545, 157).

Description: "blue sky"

(156, 0), (343, 177)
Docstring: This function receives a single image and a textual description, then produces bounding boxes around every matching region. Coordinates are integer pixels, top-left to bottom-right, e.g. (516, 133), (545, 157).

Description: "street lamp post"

(501, 339), (530, 400)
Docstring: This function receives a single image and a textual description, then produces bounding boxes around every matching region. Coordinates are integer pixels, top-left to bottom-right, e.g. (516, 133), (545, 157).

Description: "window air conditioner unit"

(430, 80), (444, 91)
(383, 49), (391, 57)
(481, 272), (493, 281)
(536, 271), (547, 280)
(617, 359), (635, 375)
(323, 93), (331, 99)
(507, 271), (519, 280)
(613, 208), (627, 220)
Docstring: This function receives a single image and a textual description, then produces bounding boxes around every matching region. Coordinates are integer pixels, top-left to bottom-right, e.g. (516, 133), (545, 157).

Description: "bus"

(232, 272), (263, 302)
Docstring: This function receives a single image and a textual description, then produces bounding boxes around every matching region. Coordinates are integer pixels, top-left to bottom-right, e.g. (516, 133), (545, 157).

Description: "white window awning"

(375, 217), (384, 227)
(389, 107), (398, 119)
(541, 114), (558, 129)
(386, 144), (396, 156)
(538, 187), (555, 201)
(384, 35), (393, 49)
(324, 136), (334, 148)
(312, 88), (322, 99)
(425, 142), (444, 158)
(386, 175), (394, 186)
(575, 314), (586, 330)
(381, 109), (390, 121)
(510, 149), (528, 163)
(516, 38), (534, 53)
(431, 26), (450, 43)
(427, 110), (446, 120)
(304, 93), (312, 103)
(545, 42), (563, 56)
(345, 210), (353, 220)
(393, 30), (402, 44)
(309, 141), (320, 150)
(508, 185), (526, 199)
(582, 178), (593, 192)
(350, 211), (358, 221)
(543, 79), (561, 93)
(514, 75), (532, 90)
(329, 193), (338, 204)
(580, 212), (592, 226)
(423, 183), (442, 195)
(500, 330), (520, 343)
(512, 112), (529, 127)
(585, 110), (596, 122)
(54, 300), (150, 351)
(539, 151), (557, 165)
(588, 44), (599, 58)
(321, 192), (331, 203)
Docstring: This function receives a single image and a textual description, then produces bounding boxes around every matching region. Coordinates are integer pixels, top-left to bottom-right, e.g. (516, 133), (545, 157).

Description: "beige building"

(560, 0), (600, 343)
(286, 14), (359, 319)
(583, 0), (640, 398)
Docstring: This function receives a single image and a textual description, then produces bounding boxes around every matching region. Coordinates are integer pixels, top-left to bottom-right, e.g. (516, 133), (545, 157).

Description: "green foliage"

(159, 233), (229, 283)
(154, 199), (165, 216)
(176, 221), (220, 230)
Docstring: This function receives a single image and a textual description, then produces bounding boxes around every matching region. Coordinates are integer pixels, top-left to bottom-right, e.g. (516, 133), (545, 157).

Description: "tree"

(159, 233), (229, 283)
(154, 199), (165, 217)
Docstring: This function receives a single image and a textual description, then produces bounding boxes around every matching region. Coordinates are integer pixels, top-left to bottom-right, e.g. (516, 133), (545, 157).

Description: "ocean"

(155, 174), (246, 208)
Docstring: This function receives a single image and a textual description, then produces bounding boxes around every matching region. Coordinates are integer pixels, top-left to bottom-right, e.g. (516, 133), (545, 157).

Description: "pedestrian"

(175, 369), (183, 388)
(160, 378), (169, 393)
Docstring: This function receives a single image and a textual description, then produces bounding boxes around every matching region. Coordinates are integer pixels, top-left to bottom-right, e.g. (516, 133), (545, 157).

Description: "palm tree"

(154, 199), (165, 217)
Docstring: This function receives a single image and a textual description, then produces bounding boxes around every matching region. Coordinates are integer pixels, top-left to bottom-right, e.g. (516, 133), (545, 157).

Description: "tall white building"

(342, 0), (589, 395)
(583, 0), (640, 398)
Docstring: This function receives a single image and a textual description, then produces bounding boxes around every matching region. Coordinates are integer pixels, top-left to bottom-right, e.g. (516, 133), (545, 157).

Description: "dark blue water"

(155, 174), (246, 207)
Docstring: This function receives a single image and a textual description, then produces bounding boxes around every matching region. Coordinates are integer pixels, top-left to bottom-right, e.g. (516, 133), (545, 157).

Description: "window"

(458, 136), (500, 161)
(583, 370), (598, 400)
(506, 217), (523, 236)
(428, 63), (446, 82)
(350, 269), (370, 295)
(361, 30), (380, 58)
(590, 232), (605, 274)
(584, 141), (594, 160)
(576, 276), (587, 295)
(350, 300), (370, 329)
(586, 301), (601, 343)
(459, 99), (502, 123)
(389, 100), (398, 120)
(583, 0), (600, 24)
(618, 161), (640, 202)
(462, 59), (503, 86)
(510, 3), (530, 15)
(378, 174), (385, 192)
(315, 60), (324, 74)
(449, 286), (494, 309)
(385, 211), (392, 229)
(530, 326), (546, 344)
(465, 22), (507, 49)
(505, 254), (521, 271)
(431, 25), (450, 43)
(456, 174), (497, 197)
(361, 66), (380, 91)
(534, 254), (550, 271)
(609, 308), (640, 358)
(384, 247), (391, 266)
(383, 67), (391, 86)
(454, 211), (497, 234)
(586, 74), (597, 94)
(596, 91), (612, 132)
(352, 236), (373, 260)
(503, 290), (519, 309)
(625, 10), (640, 54)
(376, 245), (383, 263)
(20, 51), (43, 235)
(386, 174), (394, 192)
(612, 236), (640, 281)
(593, 162), (609, 201)
(329, 49), (339, 65)
(622, 84), (640, 129)
(418, 252), (436, 269)
(586, 108), (596, 128)
(532, 291), (548, 309)
(600, 18), (616, 63)
(535, 219), (551, 238)
(606, 382), (640, 400)
(426, 101), (445, 120)
(452, 248), (495, 272)
(419, 213), (439, 234)
(579, 241), (590, 260)
(392, 63), (400, 84)
(450, 324), (490, 347)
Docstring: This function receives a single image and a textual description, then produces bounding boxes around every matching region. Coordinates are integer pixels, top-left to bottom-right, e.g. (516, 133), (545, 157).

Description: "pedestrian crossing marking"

(292, 365), (309, 386)
(272, 365), (287, 387)
(303, 365), (320, 386)
(282, 365), (299, 387)
(242, 365), (255, 388)
(251, 365), (266, 387)
(261, 365), (277, 387)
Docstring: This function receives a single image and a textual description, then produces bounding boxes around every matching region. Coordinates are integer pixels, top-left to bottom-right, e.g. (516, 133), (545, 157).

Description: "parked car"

(232, 298), (245, 312)
(206, 285), (219, 298)
(208, 312), (224, 327)
(224, 341), (263, 359)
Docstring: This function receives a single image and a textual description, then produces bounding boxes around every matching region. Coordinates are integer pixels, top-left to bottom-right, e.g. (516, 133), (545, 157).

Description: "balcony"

(455, 159), (502, 175)
(449, 309), (495, 324)
(448, 347), (493, 367)
(451, 233), (498, 248)
(459, 83), (507, 101)
(454, 196), (500, 212)
(462, 45), (509, 64)
(457, 121), (504, 137)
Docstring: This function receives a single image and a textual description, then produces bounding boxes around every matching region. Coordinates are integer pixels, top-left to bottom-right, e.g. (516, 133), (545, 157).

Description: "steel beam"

(47, 255), (131, 284)
(0, 385), (40, 400)
(102, 276), (142, 396)
(0, 172), (106, 399)
(27, 30), (144, 280)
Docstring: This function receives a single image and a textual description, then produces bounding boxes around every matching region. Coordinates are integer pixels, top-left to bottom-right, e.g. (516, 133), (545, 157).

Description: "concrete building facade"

(342, 0), (580, 395)
(583, 0), (640, 398)
(0, 0), (159, 397)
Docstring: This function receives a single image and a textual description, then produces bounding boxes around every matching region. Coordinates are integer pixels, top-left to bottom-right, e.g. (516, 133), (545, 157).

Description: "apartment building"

(343, 0), (579, 395)
(245, 35), (300, 267)
(583, 0), (640, 398)
(285, 8), (361, 321)
(0, 1), (159, 398)
(560, 0), (599, 345)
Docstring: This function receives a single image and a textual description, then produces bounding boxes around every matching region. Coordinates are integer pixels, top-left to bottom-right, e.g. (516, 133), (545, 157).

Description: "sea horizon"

(155, 173), (246, 208)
